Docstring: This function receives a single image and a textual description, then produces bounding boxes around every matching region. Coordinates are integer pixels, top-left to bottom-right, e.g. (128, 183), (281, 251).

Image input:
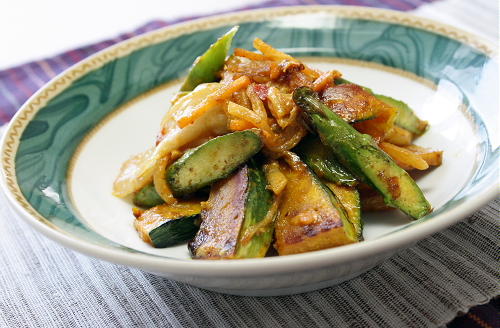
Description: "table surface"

(0, 1), (498, 327)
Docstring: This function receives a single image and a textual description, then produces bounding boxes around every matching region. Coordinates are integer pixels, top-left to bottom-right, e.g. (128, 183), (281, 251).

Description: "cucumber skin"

(294, 87), (431, 219)
(335, 77), (427, 135)
(274, 160), (358, 255)
(133, 183), (164, 208)
(374, 94), (427, 135)
(319, 176), (358, 242)
(189, 166), (250, 259)
(235, 162), (275, 258)
(149, 214), (200, 248)
(295, 135), (357, 187)
(180, 26), (238, 91)
(188, 162), (274, 259)
(167, 130), (262, 197)
(314, 115), (431, 219)
(324, 183), (362, 240)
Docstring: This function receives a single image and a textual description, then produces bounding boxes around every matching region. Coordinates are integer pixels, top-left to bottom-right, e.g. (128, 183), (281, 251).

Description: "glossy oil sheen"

(11, 13), (498, 263)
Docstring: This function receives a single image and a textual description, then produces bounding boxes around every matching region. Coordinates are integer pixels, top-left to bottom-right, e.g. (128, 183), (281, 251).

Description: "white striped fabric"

(0, 1), (498, 326)
(0, 185), (497, 327)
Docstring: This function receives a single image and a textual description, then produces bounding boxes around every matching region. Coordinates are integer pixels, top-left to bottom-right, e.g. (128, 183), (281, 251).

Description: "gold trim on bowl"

(1, 6), (495, 240)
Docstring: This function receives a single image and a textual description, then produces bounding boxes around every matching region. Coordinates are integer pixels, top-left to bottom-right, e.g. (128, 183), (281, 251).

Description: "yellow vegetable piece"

(380, 142), (429, 170)
(263, 161), (288, 195)
(177, 76), (251, 128)
(385, 126), (413, 146)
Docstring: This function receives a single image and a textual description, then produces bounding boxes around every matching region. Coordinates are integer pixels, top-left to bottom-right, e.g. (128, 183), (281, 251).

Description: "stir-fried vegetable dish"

(114, 27), (443, 259)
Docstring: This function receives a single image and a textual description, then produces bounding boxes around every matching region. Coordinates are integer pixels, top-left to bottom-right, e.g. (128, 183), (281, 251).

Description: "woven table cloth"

(0, 0), (498, 327)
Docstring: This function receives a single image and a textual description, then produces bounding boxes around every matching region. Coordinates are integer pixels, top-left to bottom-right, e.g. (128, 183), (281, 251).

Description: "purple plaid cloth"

(1, 0), (497, 326)
(0, 0), (440, 124)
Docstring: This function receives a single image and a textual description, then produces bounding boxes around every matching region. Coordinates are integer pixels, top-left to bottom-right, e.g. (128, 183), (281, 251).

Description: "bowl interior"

(5, 10), (498, 258)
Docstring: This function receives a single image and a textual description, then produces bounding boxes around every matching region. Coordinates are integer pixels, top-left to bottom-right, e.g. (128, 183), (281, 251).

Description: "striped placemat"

(0, 1), (498, 327)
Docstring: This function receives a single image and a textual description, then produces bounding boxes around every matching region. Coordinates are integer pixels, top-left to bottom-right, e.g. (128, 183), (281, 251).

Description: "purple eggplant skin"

(188, 166), (249, 259)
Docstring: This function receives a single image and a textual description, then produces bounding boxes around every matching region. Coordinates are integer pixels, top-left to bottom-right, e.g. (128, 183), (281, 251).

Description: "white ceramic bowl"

(1, 6), (498, 296)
